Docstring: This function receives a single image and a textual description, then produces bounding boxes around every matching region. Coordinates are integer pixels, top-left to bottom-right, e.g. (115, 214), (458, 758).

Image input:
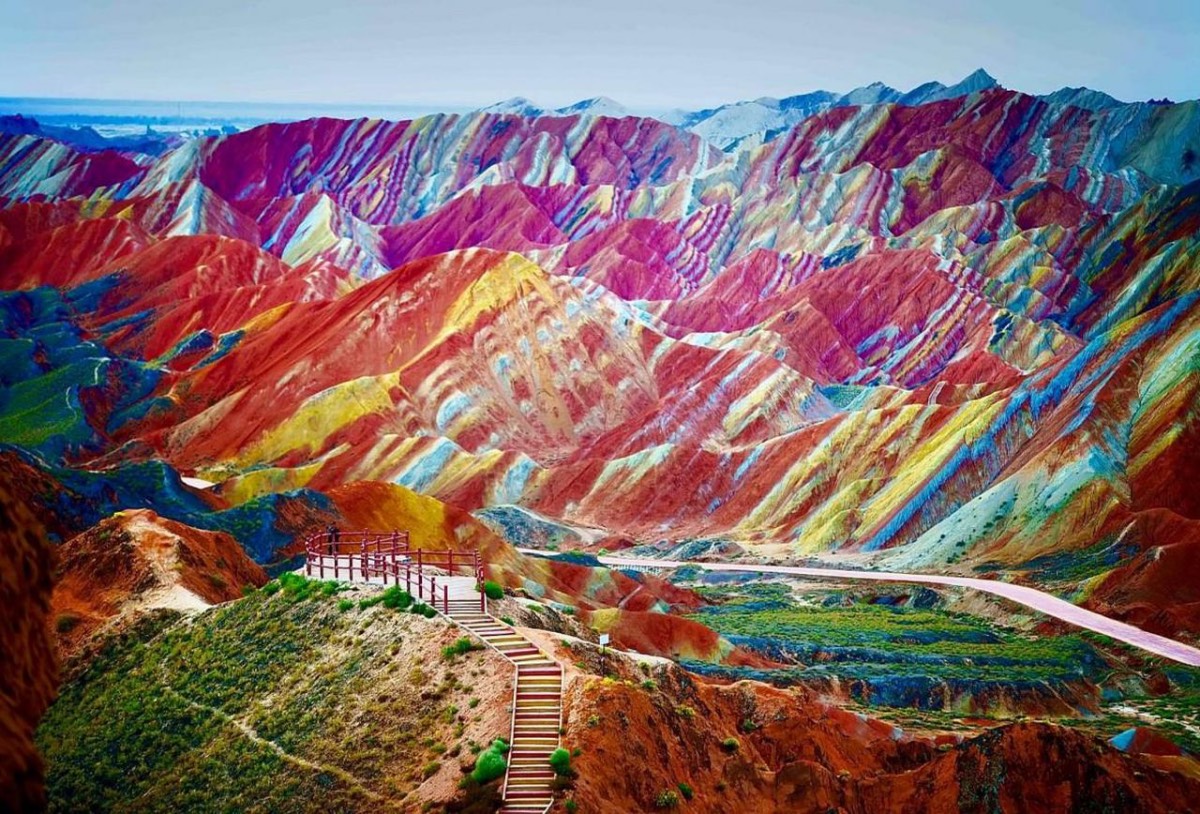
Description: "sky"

(2, 0), (1198, 110)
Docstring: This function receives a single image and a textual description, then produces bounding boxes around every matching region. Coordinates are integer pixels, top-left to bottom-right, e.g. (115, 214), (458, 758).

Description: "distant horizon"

(4, 66), (1198, 124)
(6, 0), (1199, 111)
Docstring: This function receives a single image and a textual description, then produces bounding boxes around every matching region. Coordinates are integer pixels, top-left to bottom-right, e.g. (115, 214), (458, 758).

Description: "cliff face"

(52, 509), (269, 661)
(0, 472), (57, 811)
(562, 663), (1200, 814)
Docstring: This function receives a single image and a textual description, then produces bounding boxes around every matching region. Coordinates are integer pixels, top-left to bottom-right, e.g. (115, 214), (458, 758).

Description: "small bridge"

(302, 529), (562, 813)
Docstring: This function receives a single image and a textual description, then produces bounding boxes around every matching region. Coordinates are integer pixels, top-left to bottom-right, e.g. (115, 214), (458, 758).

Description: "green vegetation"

(358, 585), (413, 611)
(36, 587), (501, 813)
(720, 737), (739, 752)
(686, 582), (1103, 685)
(443, 637), (484, 660)
(55, 613), (81, 634)
(470, 739), (509, 784)
(548, 747), (572, 777)
(677, 782), (694, 801)
(655, 789), (680, 808)
(271, 572), (343, 602)
(675, 705), (696, 720)
(482, 581), (504, 601)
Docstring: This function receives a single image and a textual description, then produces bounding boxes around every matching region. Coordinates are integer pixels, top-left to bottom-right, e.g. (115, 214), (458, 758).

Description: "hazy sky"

(3, 0), (1198, 109)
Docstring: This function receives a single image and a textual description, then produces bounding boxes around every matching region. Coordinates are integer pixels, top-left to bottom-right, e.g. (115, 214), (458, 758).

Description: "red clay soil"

(0, 471), (58, 812)
(563, 668), (1200, 813)
(583, 609), (773, 667)
(51, 509), (267, 658)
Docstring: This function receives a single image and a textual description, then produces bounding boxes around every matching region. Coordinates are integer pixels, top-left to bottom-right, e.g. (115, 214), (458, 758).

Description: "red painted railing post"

(443, 584), (448, 613)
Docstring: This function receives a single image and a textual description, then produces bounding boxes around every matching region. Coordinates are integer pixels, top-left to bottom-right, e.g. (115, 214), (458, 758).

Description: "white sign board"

(598, 633), (610, 647)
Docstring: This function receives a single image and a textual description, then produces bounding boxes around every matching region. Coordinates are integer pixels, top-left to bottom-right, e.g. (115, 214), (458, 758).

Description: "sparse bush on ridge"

(655, 789), (680, 808)
(549, 747), (572, 776)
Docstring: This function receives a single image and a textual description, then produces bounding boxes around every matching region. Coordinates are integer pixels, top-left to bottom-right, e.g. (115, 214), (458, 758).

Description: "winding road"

(516, 548), (1200, 667)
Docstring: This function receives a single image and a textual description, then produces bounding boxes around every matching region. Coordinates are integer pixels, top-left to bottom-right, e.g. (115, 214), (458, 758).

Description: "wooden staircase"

(444, 585), (562, 813)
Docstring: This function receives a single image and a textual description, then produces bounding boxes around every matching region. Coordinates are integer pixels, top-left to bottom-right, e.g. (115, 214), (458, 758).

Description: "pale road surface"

(516, 548), (1200, 667)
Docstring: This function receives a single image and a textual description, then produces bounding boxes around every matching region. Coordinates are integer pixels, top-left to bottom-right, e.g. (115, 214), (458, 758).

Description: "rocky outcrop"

(52, 510), (268, 661)
(0, 471), (57, 811)
(563, 662), (1200, 813)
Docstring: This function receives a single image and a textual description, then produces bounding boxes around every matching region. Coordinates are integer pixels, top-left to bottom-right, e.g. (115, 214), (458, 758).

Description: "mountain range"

(4, 67), (1200, 812)
(3, 70), (1199, 639)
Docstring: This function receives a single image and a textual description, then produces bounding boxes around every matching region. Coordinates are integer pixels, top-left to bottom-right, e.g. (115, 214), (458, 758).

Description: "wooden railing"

(302, 528), (484, 614)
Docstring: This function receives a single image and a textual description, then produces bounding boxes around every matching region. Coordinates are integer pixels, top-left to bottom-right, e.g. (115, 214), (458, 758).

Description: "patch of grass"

(677, 781), (693, 801)
(482, 581), (504, 601)
(359, 586), (413, 611)
(655, 789), (680, 808)
(442, 638), (483, 660)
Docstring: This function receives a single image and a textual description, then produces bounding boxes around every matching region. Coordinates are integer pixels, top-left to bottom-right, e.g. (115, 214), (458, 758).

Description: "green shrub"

(443, 637), (483, 660)
(381, 586), (413, 609)
(470, 740), (508, 784)
(262, 580), (282, 596)
(739, 718), (758, 733)
(337, 599), (354, 613)
(641, 679), (657, 691)
(565, 801), (578, 813)
(677, 782), (693, 801)
(676, 705), (696, 720)
(482, 581), (504, 601)
(500, 616), (514, 626)
(422, 761), (440, 778)
(411, 602), (437, 618)
(655, 789), (680, 808)
(55, 613), (80, 634)
(720, 737), (739, 752)
(548, 747), (572, 777)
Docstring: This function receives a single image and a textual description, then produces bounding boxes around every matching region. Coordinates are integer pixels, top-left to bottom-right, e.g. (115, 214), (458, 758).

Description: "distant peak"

(556, 96), (628, 116)
(956, 68), (1000, 90)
